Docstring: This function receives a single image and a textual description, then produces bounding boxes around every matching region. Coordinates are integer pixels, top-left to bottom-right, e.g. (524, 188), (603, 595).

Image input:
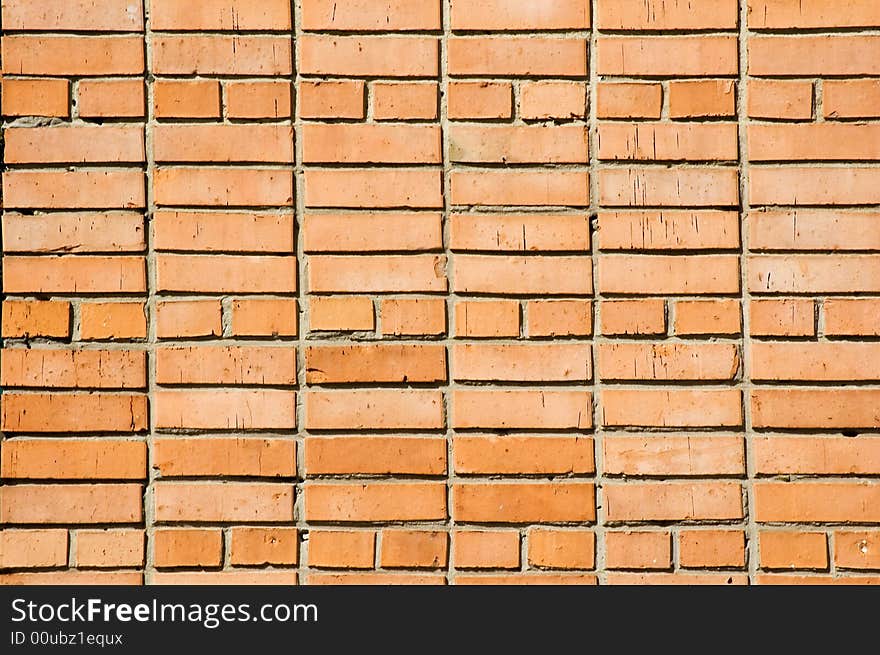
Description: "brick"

(598, 211), (740, 251)
(308, 572), (442, 585)
(153, 438), (296, 478)
(453, 436), (594, 475)
(3, 36), (144, 75)
(153, 571), (296, 585)
(609, 573), (746, 585)
(0, 484), (142, 524)
(154, 483), (294, 523)
(824, 80), (880, 119)
(156, 300), (221, 339)
(521, 82), (587, 120)
(605, 483), (743, 523)
(748, 80), (813, 120)
(825, 299), (880, 336)
(3, 212), (144, 253)
(373, 83), (437, 120)
(597, 83), (662, 120)
(454, 256), (592, 295)
(452, 214), (589, 252)
(3, 170), (145, 209)
(598, 123), (738, 161)
(450, 170), (590, 207)
(305, 437), (446, 476)
(231, 299), (298, 337)
(598, 0), (737, 29)
(674, 300), (742, 336)
(601, 389), (743, 428)
(230, 527), (298, 566)
(310, 296), (374, 332)
(154, 125), (294, 163)
(604, 436), (745, 477)
(299, 81), (365, 119)
(156, 346), (296, 386)
(3, 0), (144, 30)
(1, 301), (70, 339)
(1, 440), (145, 480)
(0, 530), (67, 569)
(755, 437), (880, 475)
(750, 299), (815, 337)
(301, 36), (438, 77)
(1, 78), (69, 118)
(306, 344), (445, 384)
(156, 255), (296, 293)
(749, 255), (880, 294)
(598, 336), (739, 380)
(154, 168), (293, 207)
(309, 255), (445, 293)
(152, 0), (291, 30)
(154, 80), (221, 119)
(598, 168), (739, 207)
(750, 210), (880, 251)
(309, 531), (375, 569)
(749, 124), (880, 161)
(606, 531), (671, 570)
(597, 37), (738, 77)
(454, 531), (520, 569)
(448, 38), (588, 77)
(752, 389), (880, 429)
(152, 36), (292, 75)
(528, 530), (594, 570)
(835, 532), (880, 570)
(306, 213), (439, 254)
(748, 0), (880, 28)
(752, 342), (880, 382)
(457, 574), (597, 585)
(452, 390), (592, 429)
(679, 531), (745, 569)
(155, 211), (294, 253)
(226, 80), (292, 119)
(305, 169), (442, 208)
(448, 82), (512, 120)
(755, 482), (880, 523)
(1, 393), (147, 433)
(303, 124), (441, 164)
(154, 529), (222, 568)
(453, 343), (592, 382)
(0, 571), (142, 585)
(306, 390), (444, 430)
(454, 300), (519, 338)
(452, 0), (589, 30)
(154, 390), (296, 430)
(756, 575), (880, 586)
(528, 300), (592, 337)
(598, 256), (740, 295)
(303, 0), (439, 30)
(3, 256), (146, 294)
(77, 80), (144, 118)
(451, 125), (588, 164)
(454, 483), (595, 524)
(669, 80), (736, 118)
(381, 298), (446, 336)
(76, 530), (143, 568)
(749, 36), (880, 76)
(304, 483), (447, 522)
(380, 531), (447, 569)
(600, 299), (666, 336)
(2, 349), (145, 389)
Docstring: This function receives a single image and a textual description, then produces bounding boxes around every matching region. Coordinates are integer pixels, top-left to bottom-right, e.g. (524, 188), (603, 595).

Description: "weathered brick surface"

(1, 0), (877, 586)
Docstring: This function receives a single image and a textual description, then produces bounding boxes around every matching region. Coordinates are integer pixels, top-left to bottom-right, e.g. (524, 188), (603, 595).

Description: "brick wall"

(1, 0), (879, 585)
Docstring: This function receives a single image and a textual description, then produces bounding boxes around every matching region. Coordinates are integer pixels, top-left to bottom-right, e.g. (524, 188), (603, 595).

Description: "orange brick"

(154, 483), (294, 523)
(597, 36), (738, 77)
(381, 298), (446, 336)
(605, 483), (743, 523)
(453, 436), (594, 475)
(452, 389), (592, 429)
(154, 529), (223, 568)
(604, 436), (744, 477)
(750, 299), (815, 337)
(156, 255), (296, 293)
(156, 345), (296, 385)
(749, 0), (880, 28)
(755, 482), (880, 523)
(1, 394), (147, 433)
(153, 438), (296, 478)
(674, 299), (742, 336)
(527, 300), (592, 337)
(453, 343), (592, 382)
(2, 348), (145, 389)
(305, 169), (442, 208)
(449, 38), (587, 77)
(76, 530), (144, 568)
(824, 80), (880, 119)
(153, 36), (291, 76)
(825, 299), (880, 336)
(598, 256), (740, 295)
(755, 437), (880, 476)
(77, 80), (144, 118)
(598, 0), (737, 29)
(835, 531), (880, 571)
(154, 80), (221, 119)
(760, 531), (828, 570)
(156, 300), (222, 339)
(305, 437), (446, 476)
(452, 0), (589, 30)
(306, 344), (446, 384)
(380, 531), (448, 569)
(453, 483), (595, 524)
(309, 531), (376, 569)
(299, 81), (365, 119)
(309, 255), (445, 293)
(3, 0), (144, 30)
(3, 212), (144, 254)
(373, 82), (437, 120)
(154, 390), (296, 430)
(2, 301), (70, 339)
(601, 389), (742, 428)
(448, 82), (512, 120)
(598, 342), (739, 381)
(528, 530), (594, 570)
(597, 83), (662, 119)
(606, 531), (671, 570)
(600, 299), (666, 336)
(3, 36), (144, 75)
(599, 168), (739, 207)
(0, 530), (68, 569)
(520, 82), (587, 120)
(669, 80), (736, 118)
(0, 484), (143, 524)
(451, 125), (588, 164)
(154, 125), (294, 164)
(304, 212), (441, 252)
(226, 80), (291, 118)
(750, 255), (880, 293)
(301, 36), (438, 77)
(310, 296), (375, 332)
(304, 483), (447, 522)
(1, 440), (146, 480)
(230, 527), (298, 566)
(306, 390), (444, 430)
(303, 124), (440, 165)
(598, 123), (738, 161)
(748, 79), (813, 120)
(231, 298), (298, 337)
(151, 0), (291, 30)
(454, 256), (592, 295)
(454, 300), (520, 338)
(3, 170), (145, 210)
(451, 170), (589, 207)
(752, 389), (880, 429)
(2, 78), (69, 118)
(454, 531), (520, 570)
(302, 0), (440, 30)
(679, 531), (745, 569)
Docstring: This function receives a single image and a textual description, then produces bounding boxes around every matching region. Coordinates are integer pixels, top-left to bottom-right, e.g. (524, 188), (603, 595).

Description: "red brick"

(1, 79), (69, 118)
(454, 483), (595, 524)
(679, 531), (745, 569)
(154, 390), (296, 430)
(755, 482), (880, 523)
(76, 530), (144, 568)
(3, 170), (145, 209)
(755, 437), (880, 476)
(299, 81), (365, 119)
(528, 530), (594, 570)
(381, 298), (446, 336)
(226, 80), (292, 119)
(309, 255), (445, 293)
(305, 169), (442, 208)
(604, 436), (745, 477)
(3, 36), (144, 75)
(151, 0), (291, 30)
(154, 529), (222, 568)
(598, 0), (737, 29)
(598, 342), (739, 381)
(1, 393), (147, 433)
(1, 440), (146, 480)
(1, 348), (145, 389)
(0, 484), (143, 524)
(597, 37), (738, 77)
(605, 483), (743, 523)
(454, 531), (520, 570)
(0, 530), (68, 569)
(309, 531), (375, 569)
(303, 0), (440, 31)
(601, 389), (743, 428)
(1, 301), (70, 339)
(598, 211), (739, 251)
(310, 296), (374, 332)
(306, 390), (444, 430)
(598, 256), (740, 295)
(154, 438), (296, 478)
(760, 531), (828, 571)
(674, 300), (742, 336)
(606, 531), (671, 570)
(3, 212), (144, 253)
(454, 255), (592, 295)
(304, 483), (447, 522)
(156, 255), (296, 293)
(230, 527), (298, 566)
(448, 38), (588, 77)
(154, 483), (294, 523)
(305, 437), (446, 476)
(306, 344), (445, 384)
(77, 80), (144, 118)
(448, 82), (512, 120)
(380, 531), (448, 569)
(154, 80), (220, 119)
(452, 390), (592, 429)
(2, 0), (144, 30)
(152, 36), (291, 75)
(752, 389), (880, 429)
(527, 300), (592, 337)
(301, 36), (438, 77)
(373, 83), (437, 120)
(453, 436), (594, 475)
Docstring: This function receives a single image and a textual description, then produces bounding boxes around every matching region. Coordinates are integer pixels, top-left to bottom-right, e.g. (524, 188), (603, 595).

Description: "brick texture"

(1, 0), (878, 586)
